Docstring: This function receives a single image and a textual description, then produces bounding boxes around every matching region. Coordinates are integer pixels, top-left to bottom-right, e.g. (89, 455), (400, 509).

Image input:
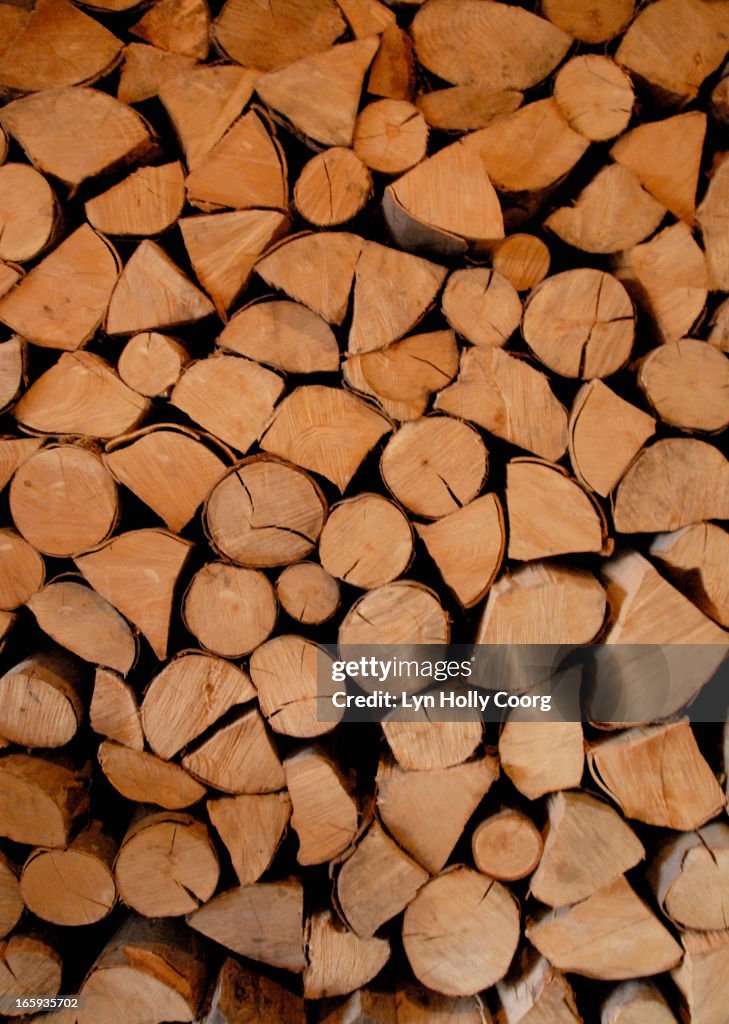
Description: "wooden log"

(0, 86), (156, 189)
(319, 493), (413, 588)
(0, 261), (22, 302)
(0, 935), (61, 1017)
(13, 352), (150, 439)
(542, 0), (634, 41)
(0, 164), (58, 264)
(213, 0), (346, 72)
(697, 153), (729, 292)
(340, 580), (449, 651)
(0, 336), (25, 414)
(612, 439), (729, 532)
(435, 347), (568, 462)
(638, 338), (729, 433)
(613, 221), (708, 342)
(0, 0), (122, 94)
(98, 739), (206, 810)
(650, 822), (729, 931)
(601, 981), (676, 1024)
(106, 239), (215, 335)
(403, 867), (520, 996)
(86, 162), (185, 237)
(182, 708), (285, 794)
(650, 523), (729, 627)
(217, 299), (339, 375)
(261, 386), (391, 491)
(295, 148), (372, 227)
(199, 957), (306, 1024)
(530, 791), (644, 908)
(568, 380), (656, 497)
(304, 909), (390, 999)
(416, 85), (522, 132)
(496, 952), (581, 1024)
(0, 436), (42, 491)
(75, 528), (193, 660)
(0, 851), (23, 940)
(553, 56), (634, 141)
(318, 987), (398, 1024)
(353, 100), (427, 176)
(250, 635), (342, 738)
(27, 580), (136, 675)
(188, 880), (305, 971)
(276, 562), (340, 625)
(183, 562), (277, 658)
(368, 23), (415, 103)
(117, 333), (190, 398)
(284, 746), (358, 865)
(500, 720), (585, 801)
(442, 267), (521, 349)
(376, 755), (497, 873)
(0, 528), (44, 611)
(336, 818), (429, 937)
(129, 0), (210, 60)
(117, 43), (196, 105)
(0, 651), (84, 749)
(506, 458), (609, 561)
(672, 930), (729, 1024)
(141, 651), (255, 759)
(492, 234), (550, 292)
(204, 457), (327, 568)
(527, 876), (682, 980)
(90, 667), (144, 750)
(104, 425), (227, 533)
(416, 494), (504, 608)
(207, 791), (291, 886)
(472, 808), (543, 882)
(397, 983), (490, 1023)
(522, 268), (635, 378)
(587, 720), (726, 830)
(115, 810), (219, 916)
(0, 753), (88, 847)
(20, 820), (116, 926)
(709, 297), (729, 352)
(383, 713), (482, 772)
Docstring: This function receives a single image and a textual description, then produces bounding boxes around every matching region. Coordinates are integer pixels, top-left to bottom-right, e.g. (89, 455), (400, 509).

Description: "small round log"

(353, 99), (428, 175)
(319, 493), (414, 589)
(295, 147), (372, 226)
(275, 562), (340, 624)
(182, 561), (277, 658)
(472, 808), (543, 881)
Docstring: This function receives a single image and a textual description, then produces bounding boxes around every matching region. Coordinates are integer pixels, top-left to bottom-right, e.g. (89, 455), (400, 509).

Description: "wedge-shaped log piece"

(651, 823), (729, 931)
(200, 958), (306, 1024)
(0, 336), (25, 413)
(0, 652), (83, 749)
(466, 99), (589, 194)
(435, 347), (568, 462)
(320, 493), (413, 589)
(0, 851), (22, 940)
(337, 819), (428, 937)
(611, 111), (706, 224)
(117, 44), (196, 105)
(612, 439), (729, 532)
(207, 791), (291, 886)
(527, 877), (682, 980)
(500, 720), (585, 801)
(542, 0), (634, 42)
(104, 426), (227, 533)
(304, 910), (390, 999)
(354, 99), (427, 175)
(369, 22), (414, 102)
(530, 791), (644, 908)
(672, 928), (729, 1024)
(506, 458), (608, 561)
(416, 494), (505, 608)
(261, 385), (391, 491)
(546, 165), (665, 254)
(404, 867), (520, 997)
(349, 240), (447, 355)
(75, 528), (193, 660)
(697, 152), (729, 292)
(284, 747), (358, 865)
(0, 529), (44, 611)
(442, 267), (521, 349)
(185, 111), (287, 213)
(384, 136), (504, 256)
(90, 668), (143, 750)
(213, 0), (345, 72)
(257, 231), (363, 324)
(0, 164), (58, 263)
(616, 0), (729, 102)
(568, 380), (655, 497)
(171, 355), (283, 455)
(295, 148), (372, 227)
(181, 209), (289, 317)
(497, 952), (581, 1024)
(0, 87), (155, 188)
(256, 38), (379, 147)
(0, 0), (122, 94)
(0, 935), (61, 1013)
(638, 338), (729, 433)
(554, 55), (634, 142)
(337, 0), (394, 37)
(0, 754), (88, 847)
(614, 221), (707, 342)
(106, 240), (214, 335)
(250, 635), (341, 738)
(377, 754), (497, 874)
(115, 811), (219, 917)
(182, 708), (285, 794)
(0, 225), (119, 351)
(587, 720), (726, 829)
(416, 85), (522, 132)
(98, 740), (205, 809)
(472, 808), (543, 882)
(28, 581), (136, 675)
(650, 523), (729, 628)
(412, 0), (570, 90)
(117, 333), (190, 397)
(219, 299), (339, 374)
(523, 268), (634, 379)
(183, 563), (277, 659)
(601, 981), (676, 1024)
(86, 162), (185, 237)
(130, 0), (210, 59)
(142, 652), (255, 759)
(205, 457), (326, 568)
(189, 881), (305, 971)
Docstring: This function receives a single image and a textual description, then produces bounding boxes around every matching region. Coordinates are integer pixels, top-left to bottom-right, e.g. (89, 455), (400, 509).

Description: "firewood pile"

(1, 0), (729, 1020)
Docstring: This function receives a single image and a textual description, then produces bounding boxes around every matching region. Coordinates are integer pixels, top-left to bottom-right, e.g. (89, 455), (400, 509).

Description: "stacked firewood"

(1, 0), (729, 1020)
